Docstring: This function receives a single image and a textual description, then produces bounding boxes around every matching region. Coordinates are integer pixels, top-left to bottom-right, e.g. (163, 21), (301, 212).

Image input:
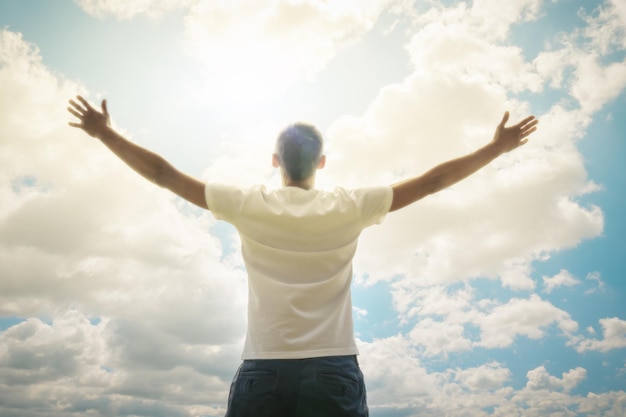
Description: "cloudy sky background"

(0, 0), (625, 416)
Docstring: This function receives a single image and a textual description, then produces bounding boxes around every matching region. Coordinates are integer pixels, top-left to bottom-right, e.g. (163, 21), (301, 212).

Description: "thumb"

(499, 111), (509, 127)
(101, 99), (109, 117)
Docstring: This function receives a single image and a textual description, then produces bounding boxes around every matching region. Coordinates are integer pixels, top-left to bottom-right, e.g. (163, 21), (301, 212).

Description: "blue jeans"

(224, 355), (369, 417)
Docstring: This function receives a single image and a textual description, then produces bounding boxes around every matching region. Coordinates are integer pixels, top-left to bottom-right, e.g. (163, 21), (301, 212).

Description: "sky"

(0, 0), (625, 416)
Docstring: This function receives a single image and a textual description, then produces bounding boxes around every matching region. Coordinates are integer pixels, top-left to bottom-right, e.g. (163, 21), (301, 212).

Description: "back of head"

(275, 123), (324, 182)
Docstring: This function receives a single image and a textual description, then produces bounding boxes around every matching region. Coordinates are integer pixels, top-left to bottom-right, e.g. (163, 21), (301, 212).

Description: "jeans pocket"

(316, 369), (361, 397)
(235, 369), (277, 395)
(226, 368), (278, 417)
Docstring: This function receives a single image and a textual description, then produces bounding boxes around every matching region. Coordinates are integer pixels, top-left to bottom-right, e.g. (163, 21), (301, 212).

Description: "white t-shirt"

(205, 184), (393, 359)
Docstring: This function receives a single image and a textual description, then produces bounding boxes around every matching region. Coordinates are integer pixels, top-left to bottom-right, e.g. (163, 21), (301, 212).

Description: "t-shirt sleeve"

(204, 183), (247, 224)
(352, 186), (393, 228)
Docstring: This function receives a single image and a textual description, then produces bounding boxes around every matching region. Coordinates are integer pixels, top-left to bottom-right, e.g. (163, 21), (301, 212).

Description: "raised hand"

(491, 111), (538, 154)
(68, 96), (111, 139)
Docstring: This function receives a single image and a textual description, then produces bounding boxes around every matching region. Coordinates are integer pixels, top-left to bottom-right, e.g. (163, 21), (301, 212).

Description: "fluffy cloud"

(357, 335), (438, 411)
(571, 54), (626, 114)
(476, 295), (578, 348)
(0, 311), (234, 417)
(453, 362), (512, 391)
(3, 0), (626, 415)
(392, 285), (579, 356)
(73, 0), (192, 19)
(182, 0), (394, 103)
(576, 317), (626, 353)
(359, 336), (625, 417)
(0, 28), (245, 416)
(74, 0), (395, 102)
(408, 317), (472, 356)
(406, 1), (543, 92)
(534, 0), (626, 113)
(585, 271), (606, 294)
(333, 55), (602, 292)
(525, 366), (586, 392)
(542, 269), (580, 294)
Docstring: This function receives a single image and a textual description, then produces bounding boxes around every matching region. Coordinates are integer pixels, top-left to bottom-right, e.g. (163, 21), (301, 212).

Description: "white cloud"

(76, 0), (395, 104)
(571, 55), (626, 114)
(359, 336), (626, 417)
(200, 122), (282, 188)
(586, 271), (606, 294)
(408, 317), (472, 356)
(328, 1), (608, 291)
(0, 311), (234, 417)
(357, 335), (442, 412)
(393, 287), (582, 355)
(476, 295), (578, 348)
(582, 0), (626, 53)
(353, 305), (368, 318)
(499, 259), (536, 290)
(73, 0), (192, 19)
(525, 366), (586, 392)
(407, 3), (543, 93)
(577, 391), (626, 417)
(3, 0), (626, 414)
(0, 28), (246, 415)
(338, 74), (603, 291)
(576, 317), (626, 353)
(393, 284), (473, 321)
(533, 0), (626, 114)
(454, 362), (511, 391)
(611, 0), (626, 35)
(470, 0), (542, 39)
(182, 0), (394, 103)
(287, 0), (623, 409)
(542, 269), (580, 294)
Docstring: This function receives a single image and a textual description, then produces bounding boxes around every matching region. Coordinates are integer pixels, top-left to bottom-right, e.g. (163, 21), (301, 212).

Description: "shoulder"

(205, 183), (258, 220)
(333, 185), (393, 201)
(338, 186), (393, 225)
(205, 183), (262, 198)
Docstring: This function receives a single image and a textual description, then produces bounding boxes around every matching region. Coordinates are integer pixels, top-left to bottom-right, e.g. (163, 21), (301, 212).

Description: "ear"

(272, 153), (280, 168)
(317, 154), (326, 169)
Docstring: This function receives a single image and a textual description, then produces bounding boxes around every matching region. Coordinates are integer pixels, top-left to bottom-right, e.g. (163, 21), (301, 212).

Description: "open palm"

(491, 111), (538, 153)
(67, 95), (110, 139)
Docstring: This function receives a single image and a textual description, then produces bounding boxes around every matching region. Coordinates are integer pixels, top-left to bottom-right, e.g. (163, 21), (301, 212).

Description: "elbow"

(153, 158), (174, 188)
(422, 174), (445, 196)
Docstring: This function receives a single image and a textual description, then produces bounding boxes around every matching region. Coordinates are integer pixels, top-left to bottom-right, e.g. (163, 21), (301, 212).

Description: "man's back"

(205, 184), (393, 359)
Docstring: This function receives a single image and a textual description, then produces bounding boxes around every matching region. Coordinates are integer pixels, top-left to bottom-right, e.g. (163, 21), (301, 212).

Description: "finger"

(523, 119), (539, 130)
(68, 122), (83, 128)
(514, 115), (536, 129)
(68, 99), (85, 113)
(521, 120), (538, 132)
(520, 126), (538, 138)
(67, 107), (83, 119)
(521, 122), (538, 136)
(76, 95), (94, 111)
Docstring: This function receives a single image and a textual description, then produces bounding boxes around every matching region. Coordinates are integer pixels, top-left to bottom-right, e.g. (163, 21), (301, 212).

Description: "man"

(68, 96), (538, 417)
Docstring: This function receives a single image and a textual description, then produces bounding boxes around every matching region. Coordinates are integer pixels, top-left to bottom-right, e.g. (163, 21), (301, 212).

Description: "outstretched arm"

(389, 112), (538, 212)
(68, 96), (208, 210)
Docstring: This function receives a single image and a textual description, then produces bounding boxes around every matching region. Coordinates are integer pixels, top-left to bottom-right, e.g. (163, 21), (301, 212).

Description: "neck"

(282, 172), (315, 190)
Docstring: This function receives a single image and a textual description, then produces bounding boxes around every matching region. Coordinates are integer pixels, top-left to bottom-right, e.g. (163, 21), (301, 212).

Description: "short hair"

(275, 122), (324, 182)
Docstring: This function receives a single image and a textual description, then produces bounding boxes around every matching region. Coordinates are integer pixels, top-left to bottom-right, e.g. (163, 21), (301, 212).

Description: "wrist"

(485, 140), (506, 157)
(94, 125), (115, 141)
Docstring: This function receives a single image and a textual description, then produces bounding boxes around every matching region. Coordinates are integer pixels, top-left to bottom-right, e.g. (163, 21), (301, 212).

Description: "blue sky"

(0, 1), (625, 416)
